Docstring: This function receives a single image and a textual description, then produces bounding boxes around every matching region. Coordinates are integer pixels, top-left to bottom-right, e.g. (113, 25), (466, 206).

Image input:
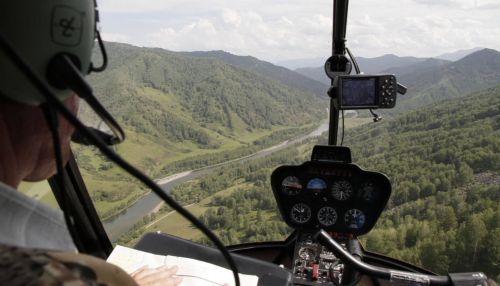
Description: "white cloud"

(98, 0), (500, 62)
(101, 32), (129, 43)
(143, 9), (332, 61)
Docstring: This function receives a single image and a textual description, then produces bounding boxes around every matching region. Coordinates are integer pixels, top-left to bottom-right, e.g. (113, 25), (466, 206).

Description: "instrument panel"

(271, 161), (391, 235)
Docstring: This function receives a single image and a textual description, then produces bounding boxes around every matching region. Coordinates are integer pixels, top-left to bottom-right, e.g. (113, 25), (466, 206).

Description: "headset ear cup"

(0, 0), (96, 105)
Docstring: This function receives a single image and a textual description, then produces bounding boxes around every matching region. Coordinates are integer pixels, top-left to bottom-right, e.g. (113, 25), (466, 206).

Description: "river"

(104, 120), (330, 241)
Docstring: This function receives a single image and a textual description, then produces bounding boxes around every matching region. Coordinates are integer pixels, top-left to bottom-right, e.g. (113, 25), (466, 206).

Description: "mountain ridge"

(179, 50), (328, 97)
(393, 48), (500, 112)
(85, 42), (327, 169)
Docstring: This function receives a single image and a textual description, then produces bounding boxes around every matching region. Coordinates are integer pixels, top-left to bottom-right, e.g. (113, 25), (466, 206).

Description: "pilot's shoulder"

(0, 244), (137, 286)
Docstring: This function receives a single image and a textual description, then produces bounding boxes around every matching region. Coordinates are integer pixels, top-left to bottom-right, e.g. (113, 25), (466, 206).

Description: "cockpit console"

(271, 146), (392, 285)
(270, 146), (391, 236)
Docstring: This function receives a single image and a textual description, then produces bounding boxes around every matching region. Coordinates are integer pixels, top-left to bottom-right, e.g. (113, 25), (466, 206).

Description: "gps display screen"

(341, 78), (376, 107)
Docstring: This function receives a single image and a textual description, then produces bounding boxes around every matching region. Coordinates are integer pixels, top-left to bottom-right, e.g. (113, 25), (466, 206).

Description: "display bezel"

(338, 75), (381, 109)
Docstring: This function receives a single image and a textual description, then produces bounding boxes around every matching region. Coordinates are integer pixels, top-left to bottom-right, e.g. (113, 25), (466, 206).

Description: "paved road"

(104, 120), (329, 241)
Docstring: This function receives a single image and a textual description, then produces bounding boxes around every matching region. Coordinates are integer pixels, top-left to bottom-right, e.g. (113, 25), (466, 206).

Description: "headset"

(0, 1), (240, 285)
(0, 0), (123, 144)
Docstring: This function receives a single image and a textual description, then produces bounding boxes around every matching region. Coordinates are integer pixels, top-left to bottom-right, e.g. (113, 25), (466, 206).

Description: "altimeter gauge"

(331, 180), (353, 201)
(344, 209), (366, 229)
(317, 206), (338, 226)
(290, 203), (312, 224)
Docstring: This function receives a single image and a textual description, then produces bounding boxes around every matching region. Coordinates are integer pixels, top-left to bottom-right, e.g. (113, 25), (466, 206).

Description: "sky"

(97, 0), (500, 63)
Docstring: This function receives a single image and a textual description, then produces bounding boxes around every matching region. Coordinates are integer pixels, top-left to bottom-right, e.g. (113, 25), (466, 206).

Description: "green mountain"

(294, 66), (330, 86)
(76, 42), (327, 220)
(345, 85), (499, 280)
(87, 42), (326, 151)
(393, 48), (500, 113)
(383, 58), (450, 77)
(436, 47), (484, 61)
(131, 84), (499, 279)
(179, 50), (328, 97)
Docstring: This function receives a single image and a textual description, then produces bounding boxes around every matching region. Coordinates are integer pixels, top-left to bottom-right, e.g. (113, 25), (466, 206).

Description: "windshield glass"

(71, 0), (499, 282)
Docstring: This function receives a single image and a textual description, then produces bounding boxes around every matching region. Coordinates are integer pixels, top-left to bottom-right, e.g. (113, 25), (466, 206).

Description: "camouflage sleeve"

(0, 244), (138, 286)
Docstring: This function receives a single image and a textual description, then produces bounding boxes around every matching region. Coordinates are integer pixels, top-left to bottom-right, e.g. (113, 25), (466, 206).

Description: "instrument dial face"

(290, 203), (312, 224)
(360, 183), (375, 201)
(281, 176), (302, 195)
(307, 178), (327, 191)
(317, 206), (338, 226)
(344, 209), (366, 229)
(298, 247), (316, 260)
(331, 180), (353, 201)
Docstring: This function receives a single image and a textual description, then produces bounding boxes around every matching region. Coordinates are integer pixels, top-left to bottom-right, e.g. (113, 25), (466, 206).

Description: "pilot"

(0, 98), (182, 286)
(0, 0), (183, 285)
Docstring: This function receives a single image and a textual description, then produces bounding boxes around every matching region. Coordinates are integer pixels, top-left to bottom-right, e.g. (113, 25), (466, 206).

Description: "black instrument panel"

(271, 161), (391, 235)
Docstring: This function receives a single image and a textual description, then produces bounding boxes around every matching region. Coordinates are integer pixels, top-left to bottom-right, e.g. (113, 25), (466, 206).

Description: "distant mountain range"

(292, 48), (500, 113)
(393, 48), (500, 113)
(292, 48), (485, 85)
(294, 55), (429, 85)
(436, 47), (484, 61)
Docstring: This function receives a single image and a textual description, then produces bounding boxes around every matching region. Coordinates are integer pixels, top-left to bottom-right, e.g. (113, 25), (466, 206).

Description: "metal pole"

(327, 0), (349, 146)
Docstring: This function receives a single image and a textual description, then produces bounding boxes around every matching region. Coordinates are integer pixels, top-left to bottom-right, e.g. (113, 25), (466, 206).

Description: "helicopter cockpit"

(0, 0), (496, 285)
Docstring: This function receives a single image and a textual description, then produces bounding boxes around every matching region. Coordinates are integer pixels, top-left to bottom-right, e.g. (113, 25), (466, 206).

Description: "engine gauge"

(331, 180), (353, 201)
(317, 206), (338, 226)
(344, 209), (366, 229)
(290, 203), (312, 224)
(360, 183), (375, 201)
(281, 176), (302, 195)
(298, 247), (316, 260)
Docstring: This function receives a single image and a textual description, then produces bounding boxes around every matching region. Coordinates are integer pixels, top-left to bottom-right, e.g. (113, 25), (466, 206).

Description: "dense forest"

(122, 85), (499, 281)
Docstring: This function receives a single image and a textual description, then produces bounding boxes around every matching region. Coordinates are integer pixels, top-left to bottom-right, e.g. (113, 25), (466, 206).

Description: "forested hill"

(173, 85), (499, 278)
(347, 85), (499, 207)
(87, 42), (327, 150)
(392, 48), (500, 113)
(344, 85), (499, 278)
(75, 42), (328, 221)
(179, 50), (328, 97)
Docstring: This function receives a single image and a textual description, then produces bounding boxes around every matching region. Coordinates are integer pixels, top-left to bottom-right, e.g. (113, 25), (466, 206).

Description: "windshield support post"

(327, 0), (350, 146)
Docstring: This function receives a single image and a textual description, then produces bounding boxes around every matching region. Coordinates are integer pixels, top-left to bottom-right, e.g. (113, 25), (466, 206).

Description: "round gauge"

(281, 176), (302, 195)
(290, 203), (312, 224)
(344, 209), (366, 229)
(360, 183), (375, 201)
(331, 180), (353, 201)
(298, 247), (316, 260)
(307, 178), (327, 191)
(317, 206), (338, 226)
